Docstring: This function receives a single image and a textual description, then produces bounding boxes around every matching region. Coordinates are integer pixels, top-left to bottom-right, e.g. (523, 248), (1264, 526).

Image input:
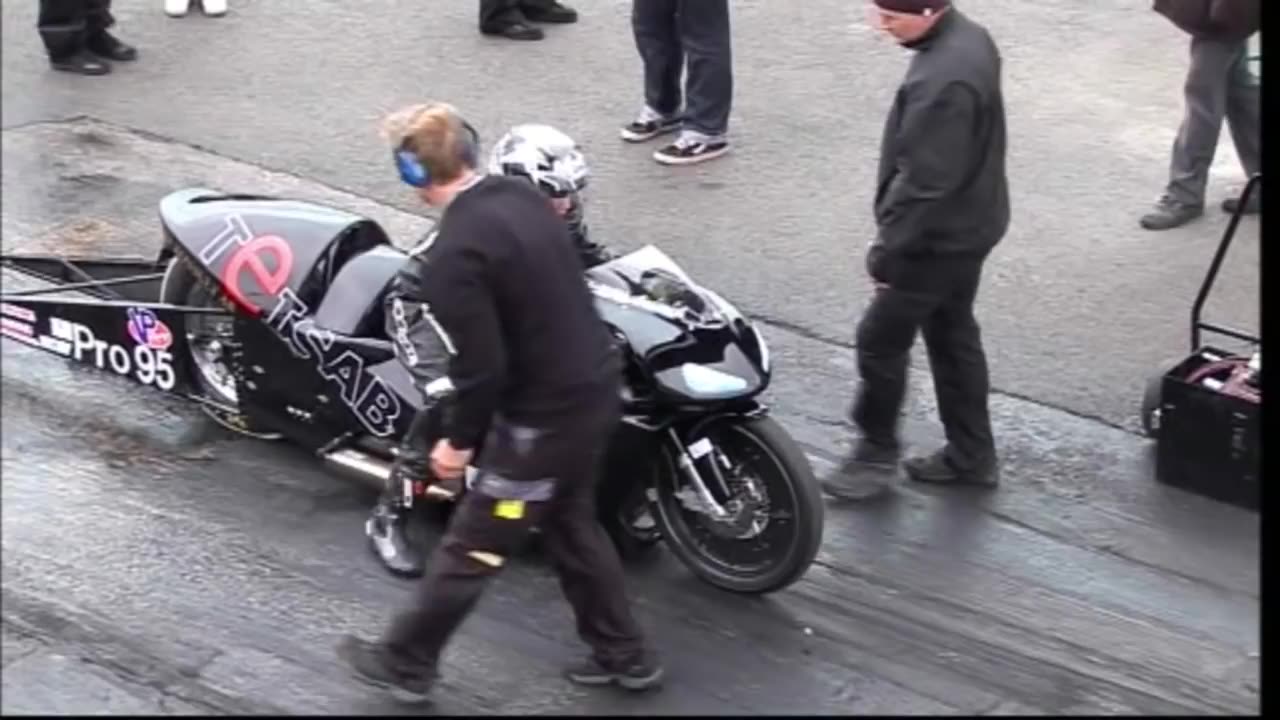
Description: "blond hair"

(380, 101), (475, 185)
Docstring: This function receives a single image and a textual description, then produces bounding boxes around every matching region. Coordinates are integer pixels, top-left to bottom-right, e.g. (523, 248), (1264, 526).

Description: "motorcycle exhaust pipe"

(321, 447), (458, 500)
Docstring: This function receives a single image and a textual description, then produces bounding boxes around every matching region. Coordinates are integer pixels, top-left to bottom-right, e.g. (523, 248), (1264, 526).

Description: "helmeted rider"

(366, 122), (616, 577)
(489, 122), (614, 268)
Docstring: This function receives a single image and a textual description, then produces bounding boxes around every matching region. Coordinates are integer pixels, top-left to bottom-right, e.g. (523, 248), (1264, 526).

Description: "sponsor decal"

(126, 307), (174, 351)
(198, 214), (402, 437)
(267, 288), (401, 437)
(201, 214), (294, 316)
(0, 303), (36, 323)
(47, 316), (176, 391)
(1, 317), (33, 337)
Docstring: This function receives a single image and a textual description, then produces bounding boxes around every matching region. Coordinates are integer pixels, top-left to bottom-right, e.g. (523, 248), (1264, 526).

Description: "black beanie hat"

(873, 0), (950, 15)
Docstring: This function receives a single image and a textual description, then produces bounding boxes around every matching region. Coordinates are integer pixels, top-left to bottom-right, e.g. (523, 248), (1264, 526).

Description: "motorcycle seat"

(312, 244), (407, 338)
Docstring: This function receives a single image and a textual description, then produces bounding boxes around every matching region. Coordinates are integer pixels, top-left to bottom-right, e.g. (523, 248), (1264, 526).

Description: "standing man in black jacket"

(338, 102), (662, 704)
(1140, 0), (1261, 230)
(824, 0), (1009, 498)
(39, 0), (138, 75)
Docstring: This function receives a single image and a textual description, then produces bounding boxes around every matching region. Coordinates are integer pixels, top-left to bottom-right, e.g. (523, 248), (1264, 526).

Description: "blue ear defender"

(394, 120), (482, 189)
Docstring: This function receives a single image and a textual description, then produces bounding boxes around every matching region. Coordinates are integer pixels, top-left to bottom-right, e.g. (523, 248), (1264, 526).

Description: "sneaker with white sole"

(201, 0), (228, 16)
(165, 0), (191, 16)
(620, 106), (681, 143)
(653, 131), (730, 166)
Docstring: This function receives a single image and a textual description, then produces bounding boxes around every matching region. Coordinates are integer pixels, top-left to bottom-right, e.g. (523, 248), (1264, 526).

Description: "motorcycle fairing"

(158, 188), (393, 318)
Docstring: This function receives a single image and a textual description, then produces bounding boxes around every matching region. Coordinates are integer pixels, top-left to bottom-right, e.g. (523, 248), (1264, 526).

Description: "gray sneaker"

(820, 438), (900, 500)
(1140, 196), (1204, 230)
(564, 654), (664, 691)
(620, 107), (682, 143)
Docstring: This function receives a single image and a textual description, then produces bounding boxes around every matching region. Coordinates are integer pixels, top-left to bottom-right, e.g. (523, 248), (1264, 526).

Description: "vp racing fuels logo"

(197, 213), (403, 437)
(126, 308), (174, 350)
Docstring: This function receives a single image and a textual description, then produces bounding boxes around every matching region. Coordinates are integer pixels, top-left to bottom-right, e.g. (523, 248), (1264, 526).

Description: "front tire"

(651, 414), (824, 594)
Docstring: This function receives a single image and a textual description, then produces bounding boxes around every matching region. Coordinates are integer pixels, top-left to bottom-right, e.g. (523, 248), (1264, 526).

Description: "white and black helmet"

(488, 124), (589, 198)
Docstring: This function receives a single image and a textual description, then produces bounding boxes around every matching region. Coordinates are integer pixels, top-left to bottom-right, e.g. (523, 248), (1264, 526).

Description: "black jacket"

(868, 8), (1010, 286)
(387, 175), (619, 450)
(1153, 0), (1260, 41)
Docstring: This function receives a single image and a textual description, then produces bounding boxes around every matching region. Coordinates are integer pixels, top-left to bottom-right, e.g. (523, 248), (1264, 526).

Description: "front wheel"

(650, 414), (824, 594)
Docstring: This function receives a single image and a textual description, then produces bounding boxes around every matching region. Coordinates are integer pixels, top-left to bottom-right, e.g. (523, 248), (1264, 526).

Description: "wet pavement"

(0, 119), (1260, 715)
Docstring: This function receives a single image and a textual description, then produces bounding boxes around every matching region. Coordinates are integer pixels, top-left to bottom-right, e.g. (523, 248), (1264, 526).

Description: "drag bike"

(0, 187), (825, 594)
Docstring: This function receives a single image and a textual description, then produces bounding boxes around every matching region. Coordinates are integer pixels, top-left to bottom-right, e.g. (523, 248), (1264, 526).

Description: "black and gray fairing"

(586, 246), (770, 402)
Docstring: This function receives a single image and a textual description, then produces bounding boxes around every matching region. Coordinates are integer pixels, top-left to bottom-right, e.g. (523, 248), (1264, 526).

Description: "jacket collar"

(902, 6), (957, 51)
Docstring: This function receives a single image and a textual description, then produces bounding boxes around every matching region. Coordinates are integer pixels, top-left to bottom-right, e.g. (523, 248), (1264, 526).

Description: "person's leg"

(1141, 36), (1240, 230)
(822, 284), (938, 499)
(84, 0), (137, 63)
(621, 0), (684, 142)
(1221, 43), (1261, 215)
(539, 400), (661, 690)
(653, 0), (733, 165)
(366, 406), (440, 578)
(906, 259), (998, 486)
(40, 0), (109, 74)
(340, 466), (553, 703)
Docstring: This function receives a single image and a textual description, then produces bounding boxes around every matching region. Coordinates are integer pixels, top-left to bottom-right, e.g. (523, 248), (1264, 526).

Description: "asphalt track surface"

(0, 0), (1262, 715)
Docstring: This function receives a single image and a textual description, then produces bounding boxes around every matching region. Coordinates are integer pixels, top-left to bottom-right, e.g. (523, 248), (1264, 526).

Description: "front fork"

(665, 426), (736, 519)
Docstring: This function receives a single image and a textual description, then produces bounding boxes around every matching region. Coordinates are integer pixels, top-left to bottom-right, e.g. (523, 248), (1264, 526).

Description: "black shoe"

(1140, 196), (1203, 230)
(653, 133), (730, 166)
(523, 1), (578, 23)
(565, 654), (664, 691)
(902, 448), (998, 487)
(820, 438), (900, 500)
(1222, 191), (1261, 216)
(365, 500), (426, 578)
(50, 50), (111, 75)
(481, 21), (545, 40)
(336, 635), (435, 705)
(86, 32), (138, 62)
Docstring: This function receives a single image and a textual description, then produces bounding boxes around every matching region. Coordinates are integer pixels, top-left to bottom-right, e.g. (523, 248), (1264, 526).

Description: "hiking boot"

(1140, 196), (1203, 230)
(564, 654), (664, 691)
(902, 447), (999, 487)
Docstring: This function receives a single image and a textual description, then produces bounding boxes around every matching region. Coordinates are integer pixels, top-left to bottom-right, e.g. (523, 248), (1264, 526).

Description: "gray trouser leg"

(677, 0), (733, 138)
(1165, 36), (1260, 205)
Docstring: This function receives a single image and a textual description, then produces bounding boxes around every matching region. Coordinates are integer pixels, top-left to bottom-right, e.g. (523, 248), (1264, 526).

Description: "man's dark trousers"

(379, 388), (648, 676)
(631, 0), (732, 137)
(38, 0), (114, 60)
(853, 255), (996, 471)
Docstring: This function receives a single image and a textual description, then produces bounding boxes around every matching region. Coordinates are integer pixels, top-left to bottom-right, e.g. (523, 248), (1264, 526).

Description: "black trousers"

(852, 256), (996, 470)
(631, 0), (733, 137)
(38, 0), (115, 59)
(381, 389), (649, 675)
(479, 0), (561, 29)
